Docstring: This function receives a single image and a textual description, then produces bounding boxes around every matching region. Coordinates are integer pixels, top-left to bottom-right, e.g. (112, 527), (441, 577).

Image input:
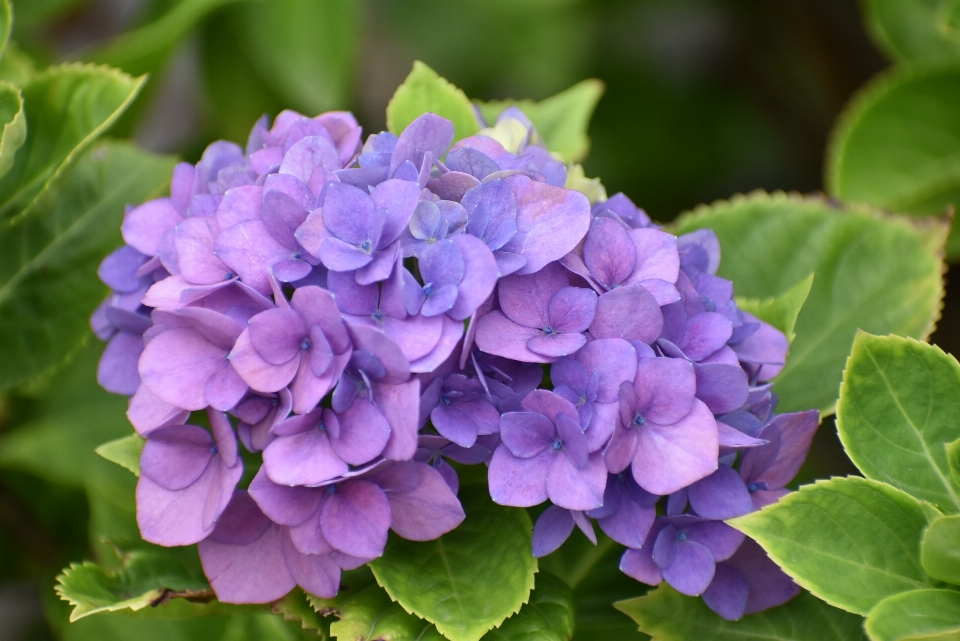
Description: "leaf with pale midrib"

(0, 140), (174, 391)
(729, 477), (931, 615)
(837, 333), (960, 513)
(615, 585), (866, 641)
(674, 191), (945, 414)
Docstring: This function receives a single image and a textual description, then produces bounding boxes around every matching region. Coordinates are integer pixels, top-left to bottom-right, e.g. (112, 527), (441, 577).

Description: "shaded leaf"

(236, 0), (360, 114)
(0, 42), (37, 86)
(921, 515), (960, 585)
(0, 80), (25, 178)
(736, 273), (813, 344)
(85, 0), (248, 77)
(272, 588), (330, 637)
(387, 61), (480, 144)
(0, 0), (9, 60)
(0, 63), (145, 221)
(56, 548), (212, 621)
(674, 191), (945, 414)
(828, 65), (960, 257)
(729, 477), (931, 615)
(481, 573), (573, 641)
(837, 333), (960, 512)
(477, 79), (605, 163)
(0, 140), (175, 391)
(370, 487), (537, 641)
(861, 0), (960, 64)
(865, 589), (960, 641)
(95, 434), (144, 477)
(615, 585), (866, 641)
(62, 609), (315, 641)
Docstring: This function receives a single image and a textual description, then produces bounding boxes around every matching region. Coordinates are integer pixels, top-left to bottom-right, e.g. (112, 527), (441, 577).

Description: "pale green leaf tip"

(95, 433), (144, 476)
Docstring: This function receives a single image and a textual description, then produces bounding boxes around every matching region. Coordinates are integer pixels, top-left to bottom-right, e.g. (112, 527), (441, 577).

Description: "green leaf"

(387, 61), (481, 144)
(480, 573), (573, 641)
(537, 533), (648, 640)
(866, 589), (960, 641)
(828, 65), (960, 257)
(949, 438), (960, 489)
(85, 0), (248, 77)
(477, 79), (605, 163)
(0, 140), (175, 390)
(0, 81), (25, 178)
(272, 588), (330, 637)
(729, 477), (931, 615)
(56, 548), (212, 621)
(921, 515), (960, 584)
(370, 488), (537, 641)
(615, 585), (867, 641)
(0, 63), (145, 221)
(735, 273), (814, 344)
(836, 333), (960, 512)
(674, 191), (945, 414)
(861, 0), (960, 64)
(236, 0), (360, 114)
(95, 434), (145, 477)
(0, 0), (10, 60)
(0, 42), (37, 86)
(322, 584), (443, 641)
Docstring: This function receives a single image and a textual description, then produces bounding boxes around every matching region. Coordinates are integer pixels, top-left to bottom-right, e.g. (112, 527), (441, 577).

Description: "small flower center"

(423, 283), (434, 296)
(293, 252), (302, 260)
(360, 240), (372, 253)
(372, 310), (385, 322)
(441, 395), (452, 405)
(224, 272), (235, 280)
(317, 422), (327, 432)
(210, 446), (219, 455)
(633, 413), (646, 427)
(577, 395), (587, 408)
(552, 439), (563, 451)
(326, 484), (337, 495)
(301, 339), (312, 351)
(747, 482), (767, 493)
(677, 531), (688, 542)
(542, 326), (555, 335)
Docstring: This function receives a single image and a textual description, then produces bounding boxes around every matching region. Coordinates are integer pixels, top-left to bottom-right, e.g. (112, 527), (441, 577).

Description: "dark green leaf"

(325, 584), (442, 641)
(0, 0), (10, 60)
(921, 515), (960, 584)
(0, 81), (25, 178)
(273, 588), (330, 637)
(237, 0), (360, 114)
(537, 533), (648, 640)
(729, 477), (931, 615)
(837, 333), (960, 512)
(828, 66), (960, 257)
(477, 79), (605, 163)
(85, 0), (248, 77)
(370, 488), (537, 641)
(481, 573), (573, 641)
(95, 434), (144, 477)
(865, 589), (960, 641)
(736, 273), (813, 344)
(861, 0), (960, 64)
(0, 64), (145, 221)
(615, 585), (867, 641)
(674, 191), (945, 414)
(62, 609), (317, 641)
(0, 140), (175, 390)
(387, 61), (480, 144)
(56, 548), (212, 621)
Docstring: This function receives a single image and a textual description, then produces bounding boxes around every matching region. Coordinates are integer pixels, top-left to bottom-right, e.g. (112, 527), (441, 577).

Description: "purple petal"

(390, 113), (454, 176)
(548, 287), (597, 334)
(501, 176), (590, 275)
(333, 398), (391, 464)
(249, 308), (307, 365)
(249, 468), (323, 526)
(140, 328), (227, 411)
(371, 179), (421, 246)
(98, 331), (144, 395)
(726, 538), (800, 614)
(527, 332), (586, 358)
(497, 262), (569, 329)
(215, 220), (290, 295)
(589, 286), (663, 344)
(694, 361), (749, 415)
(546, 451), (606, 510)
(447, 234), (498, 321)
(488, 447), (550, 507)
(122, 198), (182, 256)
(127, 386), (189, 436)
(633, 357), (697, 426)
(678, 313), (734, 362)
(583, 217), (637, 288)
(428, 171), (480, 202)
(577, 338), (638, 404)
(217, 185), (262, 229)
(378, 461), (465, 540)
(500, 411), (554, 458)
(263, 416), (348, 486)
(688, 465), (753, 520)
(140, 425), (212, 490)
(621, 546), (663, 586)
(632, 400), (718, 495)
(475, 311), (555, 364)
(375, 379), (421, 461)
(532, 506), (575, 557)
(229, 329), (300, 393)
(702, 564), (749, 621)
(626, 228), (680, 285)
(320, 480), (391, 558)
(598, 491), (656, 548)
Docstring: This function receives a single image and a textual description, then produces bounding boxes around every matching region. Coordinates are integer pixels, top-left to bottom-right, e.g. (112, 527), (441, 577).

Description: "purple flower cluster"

(94, 105), (818, 620)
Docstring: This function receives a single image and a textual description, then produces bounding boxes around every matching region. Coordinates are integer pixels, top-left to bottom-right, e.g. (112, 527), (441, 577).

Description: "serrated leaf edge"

(55, 561), (164, 622)
(0, 80), (25, 178)
(385, 60), (478, 139)
(727, 475), (929, 616)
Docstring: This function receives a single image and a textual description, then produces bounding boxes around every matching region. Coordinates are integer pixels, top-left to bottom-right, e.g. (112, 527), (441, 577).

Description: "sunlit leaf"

(837, 333), (960, 512)
(921, 515), (960, 585)
(95, 434), (145, 477)
(0, 80), (25, 178)
(729, 477), (931, 615)
(387, 61), (480, 144)
(865, 589), (960, 641)
(736, 273), (813, 344)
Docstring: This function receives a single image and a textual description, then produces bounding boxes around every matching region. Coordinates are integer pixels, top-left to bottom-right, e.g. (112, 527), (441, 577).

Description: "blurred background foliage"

(0, 0), (950, 639)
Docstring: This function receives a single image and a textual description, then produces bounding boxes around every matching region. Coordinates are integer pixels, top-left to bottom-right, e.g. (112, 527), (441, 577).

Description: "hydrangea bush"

(89, 82), (821, 622)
